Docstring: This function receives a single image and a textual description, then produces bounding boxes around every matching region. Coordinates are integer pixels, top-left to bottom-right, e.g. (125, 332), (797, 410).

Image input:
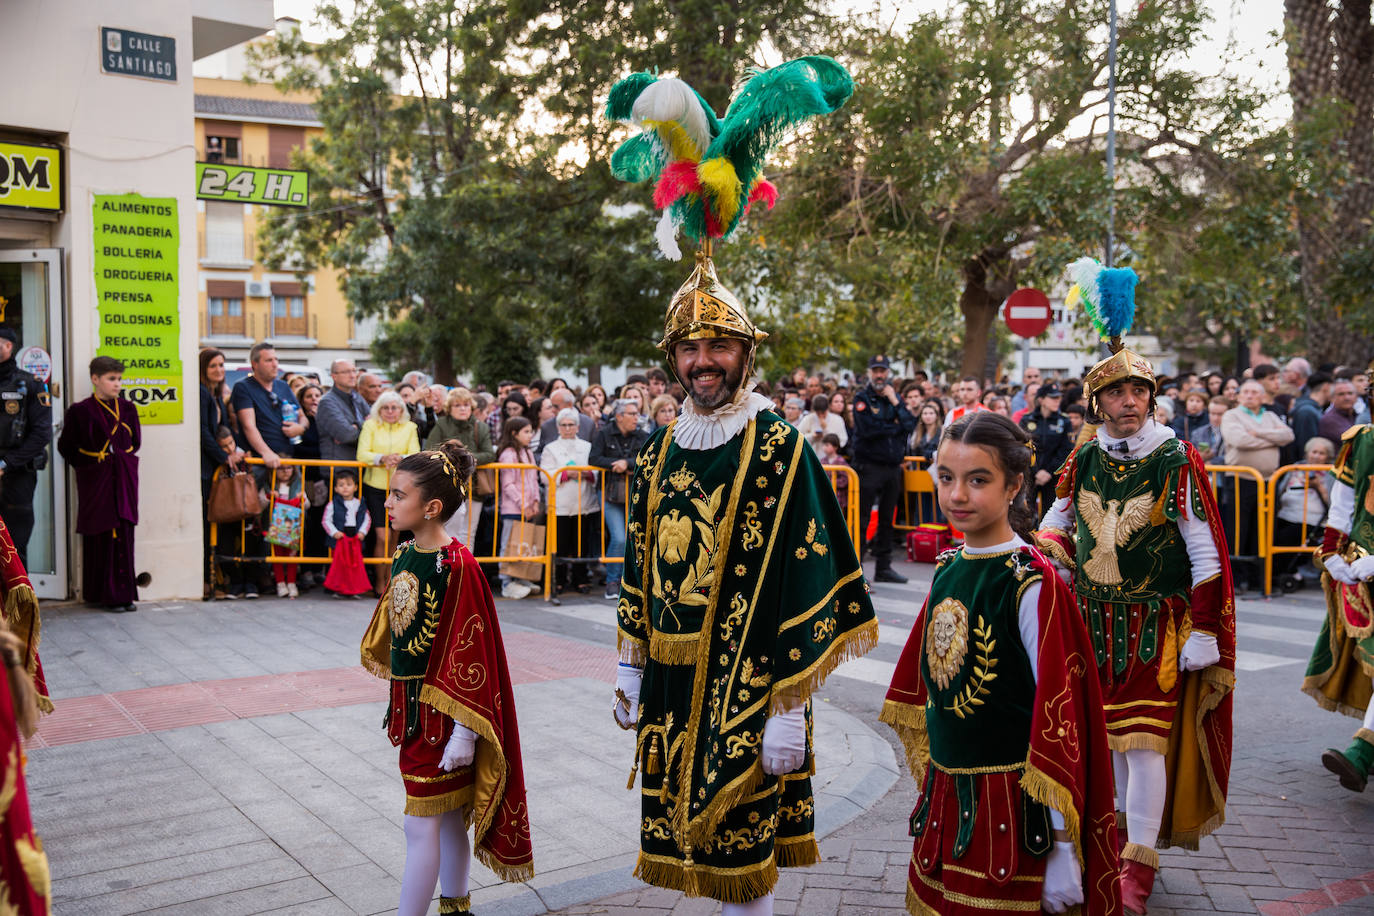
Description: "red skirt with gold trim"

(389, 680), (474, 816)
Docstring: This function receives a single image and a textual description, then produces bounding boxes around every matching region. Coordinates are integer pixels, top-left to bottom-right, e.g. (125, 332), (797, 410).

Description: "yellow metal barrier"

(1200, 463), (1271, 594)
(1265, 462), (1335, 593)
(211, 457), (557, 601)
(822, 464), (863, 550)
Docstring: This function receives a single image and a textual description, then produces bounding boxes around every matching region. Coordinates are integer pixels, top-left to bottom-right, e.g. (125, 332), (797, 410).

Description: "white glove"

(614, 663), (642, 729)
(1351, 555), (1374, 581)
(1040, 840), (1082, 913)
(439, 723), (477, 771)
(1325, 554), (1360, 585)
(1179, 632), (1220, 671)
(1047, 557), (1071, 582)
(760, 705), (807, 775)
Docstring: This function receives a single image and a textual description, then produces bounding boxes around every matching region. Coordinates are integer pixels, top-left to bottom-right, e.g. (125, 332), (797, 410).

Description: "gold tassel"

(646, 733), (661, 775)
(681, 847), (700, 897)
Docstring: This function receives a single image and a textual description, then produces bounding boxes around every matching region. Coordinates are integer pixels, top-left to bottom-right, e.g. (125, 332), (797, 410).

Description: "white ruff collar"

(1096, 418), (1175, 461)
(672, 381), (774, 451)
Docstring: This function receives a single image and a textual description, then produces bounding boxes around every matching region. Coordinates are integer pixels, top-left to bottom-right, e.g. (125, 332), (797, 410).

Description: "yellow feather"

(643, 119), (703, 162)
(697, 157), (742, 228)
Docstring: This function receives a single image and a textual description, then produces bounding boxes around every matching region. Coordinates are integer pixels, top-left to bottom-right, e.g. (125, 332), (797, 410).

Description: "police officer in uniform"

(851, 354), (916, 583)
(0, 329), (53, 569)
(1019, 381), (1072, 518)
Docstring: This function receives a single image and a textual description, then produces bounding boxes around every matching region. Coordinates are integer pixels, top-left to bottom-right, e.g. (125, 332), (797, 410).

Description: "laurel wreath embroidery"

(947, 616), (997, 719)
(402, 584), (442, 655)
(739, 658), (772, 688)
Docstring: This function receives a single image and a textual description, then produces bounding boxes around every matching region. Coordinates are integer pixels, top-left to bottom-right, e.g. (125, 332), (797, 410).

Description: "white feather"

(632, 78), (711, 159)
(1066, 256), (1102, 309)
(655, 209), (683, 261)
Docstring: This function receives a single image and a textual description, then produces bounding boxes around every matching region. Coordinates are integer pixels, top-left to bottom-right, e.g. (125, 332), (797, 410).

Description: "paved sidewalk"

(26, 591), (894, 915)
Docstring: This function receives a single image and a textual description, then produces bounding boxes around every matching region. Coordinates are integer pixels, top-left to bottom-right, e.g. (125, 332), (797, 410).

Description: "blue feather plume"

(1096, 268), (1138, 339)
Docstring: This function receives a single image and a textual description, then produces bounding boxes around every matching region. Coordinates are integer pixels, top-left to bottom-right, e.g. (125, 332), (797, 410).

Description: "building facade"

(0, 0), (275, 600)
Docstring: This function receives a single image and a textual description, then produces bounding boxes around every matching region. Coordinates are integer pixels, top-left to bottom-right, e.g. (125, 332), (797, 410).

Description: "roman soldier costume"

(883, 538), (1122, 915)
(1037, 258), (1234, 916)
(1303, 359), (1374, 792)
(361, 540), (534, 885)
(606, 56), (876, 905)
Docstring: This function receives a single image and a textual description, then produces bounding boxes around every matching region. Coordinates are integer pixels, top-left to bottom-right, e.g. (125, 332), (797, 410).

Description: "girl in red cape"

(881, 413), (1121, 915)
(361, 441), (533, 916)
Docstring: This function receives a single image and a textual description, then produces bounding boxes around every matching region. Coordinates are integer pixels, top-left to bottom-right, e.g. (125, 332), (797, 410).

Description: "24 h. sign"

(195, 163), (309, 208)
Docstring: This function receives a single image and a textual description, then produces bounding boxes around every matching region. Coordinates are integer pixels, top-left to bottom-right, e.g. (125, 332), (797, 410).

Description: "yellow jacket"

(356, 417), (420, 491)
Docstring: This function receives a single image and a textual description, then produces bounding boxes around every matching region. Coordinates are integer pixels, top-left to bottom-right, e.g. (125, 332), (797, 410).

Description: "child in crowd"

(262, 464), (306, 598)
(323, 470), (373, 598)
(360, 442), (533, 916)
(818, 432), (850, 504)
(495, 417), (541, 600)
(881, 413), (1120, 915)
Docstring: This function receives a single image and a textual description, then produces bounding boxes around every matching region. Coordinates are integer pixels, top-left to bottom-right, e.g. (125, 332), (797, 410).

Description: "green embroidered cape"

(617, 410), (877, 901)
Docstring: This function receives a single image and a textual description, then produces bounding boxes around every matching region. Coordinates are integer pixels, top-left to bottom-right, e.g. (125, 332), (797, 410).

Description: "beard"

(685, 363), (746, 410)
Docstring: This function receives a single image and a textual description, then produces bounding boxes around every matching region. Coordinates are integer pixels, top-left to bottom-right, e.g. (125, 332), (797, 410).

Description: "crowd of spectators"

(199, 345), (1371, 600)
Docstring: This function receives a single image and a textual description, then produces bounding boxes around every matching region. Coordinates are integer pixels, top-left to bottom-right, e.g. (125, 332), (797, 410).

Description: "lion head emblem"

(925, 597), (969, 691)
(388, 571), (420, 636)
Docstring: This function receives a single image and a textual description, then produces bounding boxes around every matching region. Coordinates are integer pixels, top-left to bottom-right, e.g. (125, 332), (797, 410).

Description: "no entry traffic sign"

(1003, 288), (1051, 338)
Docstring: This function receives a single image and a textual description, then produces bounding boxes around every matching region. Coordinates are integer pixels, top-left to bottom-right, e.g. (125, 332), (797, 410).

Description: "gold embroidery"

(402, 583), (441, 655)
(794, 546), (808, 559)
(740, 501), (764, 551)
(758, 421), (789, 461)
(725, 731), (760, 758)
(779, 797), (814, 820)
(388, 571), (420, 635)
(812, 617), (836, 642)
(739, 658), (771, 688)
(813, 542), (828, 556)
(658, 509), (693, 564)
(719, 593), (747, 643)
(947, 616), (997, 719)
(804, 519), (817, 543)
(789, 647), (801, 661)
(668, 465), (698, 491)
(642, 816), (673, 840)
(1078, 489), (1153, 584)
(924, 598), (969, 690)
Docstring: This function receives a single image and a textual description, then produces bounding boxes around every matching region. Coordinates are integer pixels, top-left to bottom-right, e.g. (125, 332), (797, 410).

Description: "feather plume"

(744, 179), (778, 215)
(633, 78), (715, 160)
(610, 133), (665, 184)
(606, 72), (658, 123)
(654, 160), (703, 210)
(1066, 257), (1101, 310)
(1096, 268), (1138, 339)
(654, 209), (683, 260)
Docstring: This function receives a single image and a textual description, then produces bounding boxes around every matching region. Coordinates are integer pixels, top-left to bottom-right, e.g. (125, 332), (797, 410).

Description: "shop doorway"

(0, 249), (66, 598)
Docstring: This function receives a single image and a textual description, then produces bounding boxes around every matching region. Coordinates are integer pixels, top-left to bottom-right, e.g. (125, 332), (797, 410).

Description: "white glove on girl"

(614, 663), (643, 729)
(1350, 555), (1374, 581)
(760, 705), (807, 775)
(1326, 554), (1360, 585)
(1040, 840), (1083, 913)
(1179, 631), (1220, 671)
(440, 723), (477, 771)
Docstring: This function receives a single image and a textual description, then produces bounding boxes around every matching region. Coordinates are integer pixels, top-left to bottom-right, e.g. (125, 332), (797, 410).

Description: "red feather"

(746, 179), (778, 213)
(654, 161), (702, 210)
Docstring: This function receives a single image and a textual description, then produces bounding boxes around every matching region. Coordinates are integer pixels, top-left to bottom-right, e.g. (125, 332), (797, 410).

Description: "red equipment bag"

(905, 524), (952, 563)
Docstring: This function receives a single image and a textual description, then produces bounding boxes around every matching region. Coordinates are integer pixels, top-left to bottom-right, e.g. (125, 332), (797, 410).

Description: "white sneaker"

(506, 580), (533, 600)
(287, 582), (299, 599)
(501, 581), (523, 600)
(276, 582), (289, 597)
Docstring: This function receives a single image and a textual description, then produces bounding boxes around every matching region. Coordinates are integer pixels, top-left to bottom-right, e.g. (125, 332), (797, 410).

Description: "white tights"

(722, 892), (774, 916)
(1112, 748), (1167, 852)
(1364, 683), (1374, 733)
(398, 811), (472, 916)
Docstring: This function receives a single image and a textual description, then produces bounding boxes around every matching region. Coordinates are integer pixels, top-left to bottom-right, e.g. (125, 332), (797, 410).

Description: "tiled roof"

(195, 94), (319, 124)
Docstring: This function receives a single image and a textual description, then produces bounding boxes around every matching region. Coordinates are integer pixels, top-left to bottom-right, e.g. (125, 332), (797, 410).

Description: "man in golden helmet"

(613, 246), (877, 913)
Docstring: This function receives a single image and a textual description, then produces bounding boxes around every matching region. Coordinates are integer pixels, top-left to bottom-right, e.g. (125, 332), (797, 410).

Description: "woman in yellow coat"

(358, 390), (420, 591)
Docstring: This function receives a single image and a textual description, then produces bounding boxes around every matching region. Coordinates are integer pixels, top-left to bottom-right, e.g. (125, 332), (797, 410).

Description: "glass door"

(0, 250), (66, 598)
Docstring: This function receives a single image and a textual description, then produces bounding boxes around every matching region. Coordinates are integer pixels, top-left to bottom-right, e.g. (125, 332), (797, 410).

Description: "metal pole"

(1105, 0), (1118, 268)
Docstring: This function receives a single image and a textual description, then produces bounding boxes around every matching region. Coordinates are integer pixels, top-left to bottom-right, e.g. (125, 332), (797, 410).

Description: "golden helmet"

(1084, 347), (1157, 417)
(657, 248), (768, 353)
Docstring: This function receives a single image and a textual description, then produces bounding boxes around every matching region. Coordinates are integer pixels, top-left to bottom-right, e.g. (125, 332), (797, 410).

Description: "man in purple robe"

(57, 356), (140, 612)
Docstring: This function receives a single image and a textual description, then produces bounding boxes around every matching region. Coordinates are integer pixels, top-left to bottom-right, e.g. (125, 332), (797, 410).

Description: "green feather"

(606, 71), (657, 121)
(610, 133), (665, 183)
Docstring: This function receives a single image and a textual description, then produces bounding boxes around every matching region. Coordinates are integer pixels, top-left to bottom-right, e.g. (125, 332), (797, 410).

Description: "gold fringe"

(475, 847), (535, 884)
(617, 631), (647, 668)
(438, 894), (471, 915)
(772, 617), (880, 714)
(403, 784), (474, 817)
(633, 852), (778, 902)
(879, 699), (930, 785)
(774, 835), (819, 867)
(1301, 682), (1368, 719)
(1122, 841), (1159, 869)
(906, 881), (943, 916)
(1033, 531), (1075, 572)
(649, 631), (701, 665)
(35, 693), (53, 715)
(686, 759), (766, 851)
(1020, 763), (1083, 871)
(1106, 732), (1169, 755)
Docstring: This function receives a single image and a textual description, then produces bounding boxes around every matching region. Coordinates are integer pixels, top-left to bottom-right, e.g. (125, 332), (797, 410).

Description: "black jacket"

(1020, 408), (1073, 476)
(0, 359), (52, 470)
(850, 383), (916, 466)
(200, 384), (231, 480)
(590, 423), (650, 503)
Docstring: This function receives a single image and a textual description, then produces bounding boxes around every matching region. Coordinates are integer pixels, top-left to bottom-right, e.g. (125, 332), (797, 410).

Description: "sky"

(267, 0), (1292, 121)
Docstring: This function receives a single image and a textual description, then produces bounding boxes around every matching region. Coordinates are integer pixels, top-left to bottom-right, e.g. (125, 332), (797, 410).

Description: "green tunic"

(1303, 425), (1374, 718)
(379, 543), (451, 734)
(617, 410), (877, 902)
